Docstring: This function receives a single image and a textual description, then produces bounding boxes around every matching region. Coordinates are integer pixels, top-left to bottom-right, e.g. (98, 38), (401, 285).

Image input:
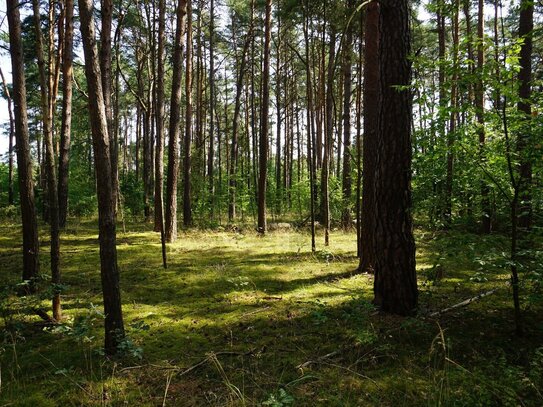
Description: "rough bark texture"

(165, 0), (187, 242)
(78, 0), (125, 354)
(360, 1), (379, 273)
(58, 0), (74, 228)
(7, 0), (40, 286)
(257, 0), (272, 234)
(372, 0), (418, 315)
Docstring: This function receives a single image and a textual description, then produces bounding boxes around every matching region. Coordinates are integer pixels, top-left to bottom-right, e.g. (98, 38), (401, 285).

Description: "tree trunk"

(154, 0), (167, 267)
(100, 0), (119, 212)
(183, 0), (193, 227)
(321, 28), (335, 246)
(228, 4), (254, 222)
(32, 0), (61, 320)
(372, 0), (417, 316)
(165, 0), (188, 242)
(275, 16), (282, 216)
(209, 0), (215, 218)
(78, 0), (125, 354)
(0, 68), (15, 206)
(444, 1), (459, 227)
(304, 13), (316, 252)
(360, 1), (379, 273)
(58, 0), (74, 228)
(7, 0), (40, 287)
(257, 0), (272, 234)
(341, 0), (353, 229)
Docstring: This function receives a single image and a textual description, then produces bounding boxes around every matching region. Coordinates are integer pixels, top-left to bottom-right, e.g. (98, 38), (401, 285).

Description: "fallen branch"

(296, 350), (340, 370)
(32, 307), (56, 324)
(428, 289), (498, 318)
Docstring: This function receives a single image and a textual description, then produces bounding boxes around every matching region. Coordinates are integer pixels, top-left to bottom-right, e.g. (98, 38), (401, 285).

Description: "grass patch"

(0, 221), (542, 406)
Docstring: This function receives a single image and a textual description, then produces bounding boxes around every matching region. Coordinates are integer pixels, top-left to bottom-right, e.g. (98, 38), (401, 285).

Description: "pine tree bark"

(372, 0), (417, 316)
(360, 1), (379, 273)
(7, 0), (40, 287)
(165, 0), (188, 242)
(257, 0), (272, 234)
(78, 0), (125, 354)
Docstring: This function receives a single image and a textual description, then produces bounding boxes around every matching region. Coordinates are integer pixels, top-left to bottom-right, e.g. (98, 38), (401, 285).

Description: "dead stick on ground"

(428, 289), (498, 318)
(296, 350), (340, 370)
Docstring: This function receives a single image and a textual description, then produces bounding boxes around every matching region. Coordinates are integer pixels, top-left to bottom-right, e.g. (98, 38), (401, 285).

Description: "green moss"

(0, 222), (541, 406)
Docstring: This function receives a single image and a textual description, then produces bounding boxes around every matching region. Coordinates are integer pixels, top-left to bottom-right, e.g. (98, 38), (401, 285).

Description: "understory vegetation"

(1, 221), (542, 406)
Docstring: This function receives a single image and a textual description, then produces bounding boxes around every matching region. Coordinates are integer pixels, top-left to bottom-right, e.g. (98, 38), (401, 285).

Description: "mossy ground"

(0, 220), (542, 406)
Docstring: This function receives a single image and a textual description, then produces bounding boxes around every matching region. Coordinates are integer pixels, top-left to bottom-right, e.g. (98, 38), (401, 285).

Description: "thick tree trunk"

(78, 0), (125, 354)
(7, 0), (40, 287)
(58, 0), (74, 228)
(257, 0), (272, 234)
(372, 0), (417, 316)
(165, 0), (188, 242)
(360, 1), (379, 273)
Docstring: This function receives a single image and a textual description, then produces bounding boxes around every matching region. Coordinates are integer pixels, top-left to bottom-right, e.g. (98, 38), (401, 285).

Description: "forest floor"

(0, 220), (542, 406)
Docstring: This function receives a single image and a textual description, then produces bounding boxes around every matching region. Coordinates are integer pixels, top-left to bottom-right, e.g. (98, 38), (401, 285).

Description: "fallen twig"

(296, 350), (340, 370)
(428, 289), (498, 318)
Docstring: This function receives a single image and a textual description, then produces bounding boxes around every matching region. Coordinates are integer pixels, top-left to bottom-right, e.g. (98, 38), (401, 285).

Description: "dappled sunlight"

(1, 222), (542, 405)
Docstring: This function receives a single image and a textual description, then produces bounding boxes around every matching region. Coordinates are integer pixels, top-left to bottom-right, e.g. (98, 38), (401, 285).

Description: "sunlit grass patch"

(0, 221), (541, 406)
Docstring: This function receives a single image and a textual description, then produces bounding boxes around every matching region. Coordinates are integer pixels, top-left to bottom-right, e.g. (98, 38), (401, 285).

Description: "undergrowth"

(0, 221), (541, 406)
